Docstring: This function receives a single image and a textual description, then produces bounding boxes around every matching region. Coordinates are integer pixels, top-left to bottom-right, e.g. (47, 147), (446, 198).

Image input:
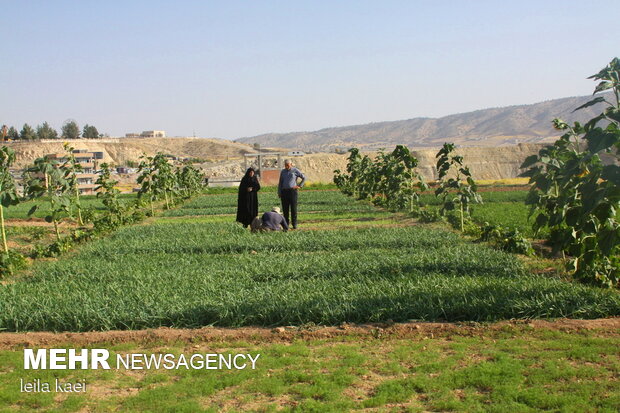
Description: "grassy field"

(0, 188), (619, 411)
(1, 190), (618, 332)
(2, 194), (138, 220)
(0, 324), (618, 412)
(420, 189), (543, 237)
(162, 190), (378, 216)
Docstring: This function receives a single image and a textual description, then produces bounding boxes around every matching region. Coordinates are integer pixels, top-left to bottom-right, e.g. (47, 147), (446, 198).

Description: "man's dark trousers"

(281, 188), (298, 229)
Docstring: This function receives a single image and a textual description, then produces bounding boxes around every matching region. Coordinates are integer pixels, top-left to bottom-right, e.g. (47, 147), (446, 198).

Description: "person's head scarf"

(241, 167), (256, 185)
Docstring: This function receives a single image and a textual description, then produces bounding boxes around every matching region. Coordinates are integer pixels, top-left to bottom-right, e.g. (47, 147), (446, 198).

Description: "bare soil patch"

(0, 319), (617, 349)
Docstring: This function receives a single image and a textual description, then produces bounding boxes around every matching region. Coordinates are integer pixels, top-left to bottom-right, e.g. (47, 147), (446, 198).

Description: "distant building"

(140, 130), (166, 138)
(124, 131), (166, 138)
(287, 151), (305, 156)
(116, 167), (137, 174)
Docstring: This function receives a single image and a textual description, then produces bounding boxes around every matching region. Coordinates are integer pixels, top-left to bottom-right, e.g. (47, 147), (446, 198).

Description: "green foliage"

(175, 164), (206, 199)
(0, 250), (28, 277)
(82, 124), (100, 139)
(61, 143), (85, 225)
(522, 58), (620, 287)
(36, 122), (58, 140)
(143, 153), (179, 209)
(61, 120), (80, 140)
(0, 147), (21, 256)
(1, 218), (619, 331)
(94, 162), (125, 231)
(165, 188), (377, 217)
(95, 163), (121, 215)
(445, 213), (481, 237)
(25, 156), (73, 241)
(334, 146), (427, 212)
(31, 238), (74, 258)
(0, 147), (20, 209)
(19, 123), (36, 141)
(7, 126), (19, 140)
(137, 154), (161, 214)
(434, 143), (482, 232)
(479, 223), (534, 255)
(418, 207), (443, 223)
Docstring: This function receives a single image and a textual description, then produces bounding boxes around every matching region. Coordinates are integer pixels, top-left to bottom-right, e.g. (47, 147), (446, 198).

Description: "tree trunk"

(75, 186), (84, 226)
(53, 219), (61, 241)
(0, 205), (8, 254)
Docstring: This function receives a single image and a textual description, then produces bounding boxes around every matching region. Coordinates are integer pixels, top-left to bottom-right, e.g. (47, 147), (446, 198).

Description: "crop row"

(163, 191), (378, 216)
(1, 222), (618, 331)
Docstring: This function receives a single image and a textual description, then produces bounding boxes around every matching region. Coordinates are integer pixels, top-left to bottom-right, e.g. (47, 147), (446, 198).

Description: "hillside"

(3, 137), (255, 169)
(235, 94), (611, 151)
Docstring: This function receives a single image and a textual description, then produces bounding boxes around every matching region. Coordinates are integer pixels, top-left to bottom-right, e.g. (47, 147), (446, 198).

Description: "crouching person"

(252, 207), (289, 232)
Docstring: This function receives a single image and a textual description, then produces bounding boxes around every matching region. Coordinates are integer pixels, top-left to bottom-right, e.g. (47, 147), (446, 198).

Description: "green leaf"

(573, 96), (607, 112)
(593, 81), (613, 94)
(520, 155), (539, 169)
(598, 227), (620, 255)
(534, 213), (548, 231)
(565, 207), (581, 227)
(586, 128), (619, 154)
(602, 165), (620, 185)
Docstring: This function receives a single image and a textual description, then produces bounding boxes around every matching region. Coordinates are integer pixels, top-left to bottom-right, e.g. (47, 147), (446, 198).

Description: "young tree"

(522, 57), (620, 286)
(25, 156), (72, 241)
(176, 164), (206, 199)
(151, 153), (177, 209)
(20, 124), (36, 141)
(374, 145), (427, 212)
(137, 155), (157, 216)
(61, 120), (80, 140)
(434, 143), (482, 232)
(94, 162), (126, 230)
(0, 147), (20, 253)
(95, 163), (121, 214)
(61, 143), (85, 225)
(36, 122), (59, 140)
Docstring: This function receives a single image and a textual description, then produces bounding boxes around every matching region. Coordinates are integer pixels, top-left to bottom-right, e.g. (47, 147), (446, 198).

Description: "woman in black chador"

(236, 167), (260, 228)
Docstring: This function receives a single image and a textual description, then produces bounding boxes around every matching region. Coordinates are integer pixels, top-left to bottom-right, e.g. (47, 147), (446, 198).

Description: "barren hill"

(236, 94), (611, 151)
(3, 137), (255, 169)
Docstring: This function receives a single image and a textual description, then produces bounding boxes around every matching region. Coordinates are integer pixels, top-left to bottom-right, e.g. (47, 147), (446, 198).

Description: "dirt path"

(0, 318), (617, 349)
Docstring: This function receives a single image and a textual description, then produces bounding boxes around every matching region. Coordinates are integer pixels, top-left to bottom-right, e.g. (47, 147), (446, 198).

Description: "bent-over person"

(252, 207), (289, 232)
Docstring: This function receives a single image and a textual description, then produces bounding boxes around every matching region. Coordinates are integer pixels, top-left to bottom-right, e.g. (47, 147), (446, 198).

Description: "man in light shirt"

(277, 160), (306, 229)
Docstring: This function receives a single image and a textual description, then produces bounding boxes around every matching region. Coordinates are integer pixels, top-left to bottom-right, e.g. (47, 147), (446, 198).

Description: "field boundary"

(1, 318), (618, 348)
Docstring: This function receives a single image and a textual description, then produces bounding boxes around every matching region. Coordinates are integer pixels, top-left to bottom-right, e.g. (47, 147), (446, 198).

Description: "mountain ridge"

(236, 94), (611, 151)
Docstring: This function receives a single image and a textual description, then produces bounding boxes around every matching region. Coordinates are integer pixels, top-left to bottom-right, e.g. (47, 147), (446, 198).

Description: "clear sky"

(1, 1), (618, 139)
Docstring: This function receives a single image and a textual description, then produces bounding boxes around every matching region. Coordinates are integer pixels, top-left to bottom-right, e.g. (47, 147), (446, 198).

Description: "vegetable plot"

(1, 191), (618, 332)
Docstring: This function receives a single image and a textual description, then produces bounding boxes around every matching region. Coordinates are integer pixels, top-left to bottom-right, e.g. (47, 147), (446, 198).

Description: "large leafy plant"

(434, 143), (482, 232)
(522, 57), (620, 287)
(61, 143), (85, 225)
(0, 147), (20, 254)
(334, 146), (426, 212)
(26, 156), (72, 241)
